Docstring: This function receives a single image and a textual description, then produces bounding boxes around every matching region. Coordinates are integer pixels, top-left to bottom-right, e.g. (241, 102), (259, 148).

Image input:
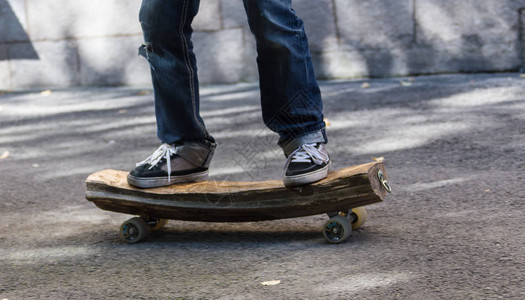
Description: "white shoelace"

(284, 143), (330, 173)
(137, 143), (177, 182)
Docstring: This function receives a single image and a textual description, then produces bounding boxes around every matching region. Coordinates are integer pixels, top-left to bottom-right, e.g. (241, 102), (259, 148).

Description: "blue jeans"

(139, 0), (327, 156)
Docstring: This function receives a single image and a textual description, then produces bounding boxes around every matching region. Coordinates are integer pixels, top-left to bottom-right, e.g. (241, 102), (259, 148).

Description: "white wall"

(1, 0), (525, 89)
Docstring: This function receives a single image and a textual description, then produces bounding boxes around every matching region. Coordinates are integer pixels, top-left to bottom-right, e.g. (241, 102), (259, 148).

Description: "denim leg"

(242, 0), (327, 156)
(139, 0), (212, 146)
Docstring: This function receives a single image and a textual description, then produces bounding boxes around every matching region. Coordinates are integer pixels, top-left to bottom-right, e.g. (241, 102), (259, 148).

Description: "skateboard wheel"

(323, 215), (351, 244)
(120, 217), (149, 244)
(350, 207), (367, 231)
(149, 219), (168, 231)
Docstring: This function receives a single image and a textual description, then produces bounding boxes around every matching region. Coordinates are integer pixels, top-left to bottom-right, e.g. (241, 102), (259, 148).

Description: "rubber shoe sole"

(283, 161), (331, 187)
(127, 170), (209, 188)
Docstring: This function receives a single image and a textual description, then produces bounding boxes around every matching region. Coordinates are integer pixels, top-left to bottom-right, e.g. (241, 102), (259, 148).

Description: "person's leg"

(243, 0), (326, 155)
(243, 0), (330, 186)
(139, 0), (211, 144)
(128, 0), (215, 188)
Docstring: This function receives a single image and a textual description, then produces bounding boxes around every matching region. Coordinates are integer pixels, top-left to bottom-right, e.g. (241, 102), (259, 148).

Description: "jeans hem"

(279, 127), (327, 156)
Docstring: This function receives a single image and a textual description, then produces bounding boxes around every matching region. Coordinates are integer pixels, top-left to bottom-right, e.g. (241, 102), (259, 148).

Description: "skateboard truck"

(120, 217), (169, 243)
(323, 207), (368, 244)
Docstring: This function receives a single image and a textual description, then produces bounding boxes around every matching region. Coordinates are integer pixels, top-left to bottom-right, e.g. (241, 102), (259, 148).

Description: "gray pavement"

(0, 73), (524, 299)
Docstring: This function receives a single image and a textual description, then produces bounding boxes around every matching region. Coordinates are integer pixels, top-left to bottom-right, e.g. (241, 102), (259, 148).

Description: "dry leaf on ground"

(261, 280), (281, 286)
(0, 151), (10, 159)
(40, 90), (52, 96)
(137, 90), (151, 96)
(399, 80), (412, 87)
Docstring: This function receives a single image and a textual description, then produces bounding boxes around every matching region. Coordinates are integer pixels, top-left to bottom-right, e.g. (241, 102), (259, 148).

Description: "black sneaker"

(283, 143), (330, 187)
(127, 143), (215, 188)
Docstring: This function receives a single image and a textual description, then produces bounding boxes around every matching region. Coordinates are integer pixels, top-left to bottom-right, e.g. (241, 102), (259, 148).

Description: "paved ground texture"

(0, 73), (524, 299)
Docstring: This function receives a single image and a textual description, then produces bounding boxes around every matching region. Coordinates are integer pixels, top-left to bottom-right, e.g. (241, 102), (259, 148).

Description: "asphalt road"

(1, 73), (524, 299)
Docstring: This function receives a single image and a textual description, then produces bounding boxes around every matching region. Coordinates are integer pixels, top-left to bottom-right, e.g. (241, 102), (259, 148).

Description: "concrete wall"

(2, 0), (525, 89)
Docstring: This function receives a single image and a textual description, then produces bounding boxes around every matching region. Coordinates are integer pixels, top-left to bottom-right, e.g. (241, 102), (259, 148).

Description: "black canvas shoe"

(127, 142), (215, 188)
(283, 143), (330, 187)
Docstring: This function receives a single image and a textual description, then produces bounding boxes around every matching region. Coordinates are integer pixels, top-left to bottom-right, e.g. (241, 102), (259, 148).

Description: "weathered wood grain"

(85, 162), (389, 222)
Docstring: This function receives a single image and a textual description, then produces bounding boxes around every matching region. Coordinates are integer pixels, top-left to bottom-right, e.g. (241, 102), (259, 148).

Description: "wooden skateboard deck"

(85, 161), (391, 243)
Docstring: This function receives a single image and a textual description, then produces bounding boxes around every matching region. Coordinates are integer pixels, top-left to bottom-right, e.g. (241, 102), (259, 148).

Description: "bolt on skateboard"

(85, 161), (391, 244)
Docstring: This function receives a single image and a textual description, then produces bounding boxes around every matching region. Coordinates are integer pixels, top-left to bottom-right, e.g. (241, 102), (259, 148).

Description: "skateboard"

(85, 161), (391, 244)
